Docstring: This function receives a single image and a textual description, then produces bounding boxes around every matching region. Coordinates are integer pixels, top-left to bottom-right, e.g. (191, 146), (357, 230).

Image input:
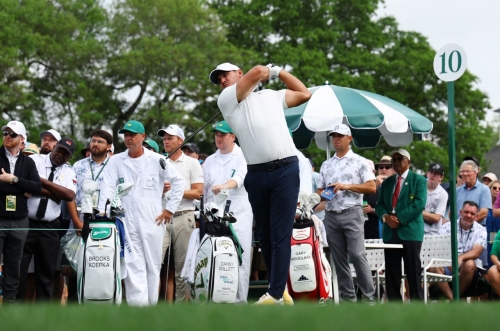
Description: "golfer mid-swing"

(209, 63), (311, 304)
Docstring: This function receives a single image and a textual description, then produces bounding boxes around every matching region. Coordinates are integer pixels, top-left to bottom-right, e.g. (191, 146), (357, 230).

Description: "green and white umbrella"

(285, 85), (433, 151)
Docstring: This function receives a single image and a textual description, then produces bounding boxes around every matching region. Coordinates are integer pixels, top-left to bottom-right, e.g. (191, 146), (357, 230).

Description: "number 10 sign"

(433, 43), (467, 81)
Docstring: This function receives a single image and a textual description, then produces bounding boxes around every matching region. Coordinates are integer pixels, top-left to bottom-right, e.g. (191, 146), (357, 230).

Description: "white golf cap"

(157, 124), (185, 140)
(39, 129), (61, 142)
(2, 121), (27, 141)
(110, 143), (115, 153)
(209, 62), (241, 85)
(390, 148), (411, 161)
(482, 172), (497, 182)
(328, 124), (351, 137)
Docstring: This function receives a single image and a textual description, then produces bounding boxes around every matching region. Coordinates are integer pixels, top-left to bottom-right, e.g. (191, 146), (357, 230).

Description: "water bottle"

(363, 200), (369, 221)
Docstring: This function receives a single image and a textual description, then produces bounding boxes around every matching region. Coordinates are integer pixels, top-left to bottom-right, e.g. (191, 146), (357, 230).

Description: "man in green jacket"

(376, 148), (427, 301)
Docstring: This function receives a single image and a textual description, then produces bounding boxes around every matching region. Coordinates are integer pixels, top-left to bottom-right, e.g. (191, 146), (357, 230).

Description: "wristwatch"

(11, 176), (18, 184)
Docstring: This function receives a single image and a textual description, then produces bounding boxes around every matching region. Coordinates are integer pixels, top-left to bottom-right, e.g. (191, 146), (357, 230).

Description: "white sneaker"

(283, 287), (294, 305)
(254, 293), (284, 305)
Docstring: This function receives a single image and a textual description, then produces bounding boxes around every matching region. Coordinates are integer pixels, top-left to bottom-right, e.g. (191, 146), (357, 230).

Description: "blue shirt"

(456, 179), (492, 226)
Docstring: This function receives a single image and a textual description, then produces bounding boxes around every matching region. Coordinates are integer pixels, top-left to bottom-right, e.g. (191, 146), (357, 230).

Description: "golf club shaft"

(166, 111), (221, 159)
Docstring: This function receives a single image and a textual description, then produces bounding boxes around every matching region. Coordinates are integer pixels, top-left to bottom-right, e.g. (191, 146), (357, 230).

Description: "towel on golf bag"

(181, 228), (200, 283)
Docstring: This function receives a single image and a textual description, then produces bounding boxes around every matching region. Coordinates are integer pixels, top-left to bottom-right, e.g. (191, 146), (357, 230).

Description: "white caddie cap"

(110, 143), (115, 153)
(157, 124), (185, 140)
(390, 148), (411, 161)
(39, 129), (61, 142)
(209, 62), (241, 85)
(328, 124), (352, 137)
(2, 121), (27, 141)
(482, 172), (497, 182)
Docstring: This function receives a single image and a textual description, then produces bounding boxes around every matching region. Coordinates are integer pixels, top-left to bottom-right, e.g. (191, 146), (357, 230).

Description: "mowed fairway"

(1, 302), (498, 330)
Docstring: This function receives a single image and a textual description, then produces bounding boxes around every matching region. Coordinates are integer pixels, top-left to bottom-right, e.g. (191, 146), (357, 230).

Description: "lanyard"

(89, 157), (108, 181)
(459, 223), (472, 247)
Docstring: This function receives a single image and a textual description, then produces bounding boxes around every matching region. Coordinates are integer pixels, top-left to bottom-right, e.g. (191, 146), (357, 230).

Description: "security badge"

(6, 195), (16, 211)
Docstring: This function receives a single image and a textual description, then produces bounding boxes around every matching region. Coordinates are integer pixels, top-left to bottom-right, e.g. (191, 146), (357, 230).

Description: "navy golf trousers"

(245, 157), (299, 299)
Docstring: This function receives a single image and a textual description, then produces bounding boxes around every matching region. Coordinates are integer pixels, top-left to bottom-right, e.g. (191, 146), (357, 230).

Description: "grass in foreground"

(1, 301), (498, 331)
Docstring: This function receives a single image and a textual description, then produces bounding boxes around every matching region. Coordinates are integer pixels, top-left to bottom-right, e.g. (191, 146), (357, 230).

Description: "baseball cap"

(157, 124), (185, 139)
(39, 129), (61, 142)
(482, 172), (497, 182)
(209, 62), (241, 85)
(463, 156), (480, 167)
(55, 137), (76, 156)
(328, 124), (351, 137)
(80, 142), (90, 158)
(143, 139), (160, 153)
(2, 121), (27, 141)
(181, 142), (199, 154)
(390, 148), (411, 161)
(212, 121), (233, 133)
(118, 120), (145, 134)
(428, 162), (445, 175)
(23, 143), (40, 155)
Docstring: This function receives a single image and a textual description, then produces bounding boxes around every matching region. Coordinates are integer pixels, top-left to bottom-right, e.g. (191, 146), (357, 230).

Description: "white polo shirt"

(167, 152), (204, 211)
(424, 184), (448, 235)
(217, 83), (296, 165)
(28, 154), (77, 221)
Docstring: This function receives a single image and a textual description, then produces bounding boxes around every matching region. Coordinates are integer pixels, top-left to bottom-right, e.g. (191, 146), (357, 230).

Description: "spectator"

(102, 120), (184, 306)
(80, 142), (90, 158)
(482, 173), (497, 186)
(486, 231), (500, 297)
(485, 180), (500, 268)
(158, 124), (204, 302)
(203, 120), (253, 303)
(0, 121), (42, 303)
(317, 124), (376, 303)
(143, 139), (160, 153)
(23, 143), (40, 156)
(431, 201), (487, 300)
(457, 160), (491, 226)
(363, 159), (380, 240)
(198, 153), (208, 166)
(376, 148), (427, 302)
(423, 162), (448, 235)
(18, 138), (77, 302)
(375, 155), (394, 186)
(39, 129), (61, 155)
(181, 143), (200, 160)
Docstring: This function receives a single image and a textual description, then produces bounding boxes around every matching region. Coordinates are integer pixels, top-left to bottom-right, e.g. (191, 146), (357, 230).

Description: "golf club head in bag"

(298, 192), (321, 221)
(110, 182), (134, 217)
(81, 180), (98, 215)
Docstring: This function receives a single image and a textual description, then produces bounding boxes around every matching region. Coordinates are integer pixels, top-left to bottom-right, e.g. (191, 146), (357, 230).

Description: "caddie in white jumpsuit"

(102, 120), (184, 306)
(202, 121), (253, 303)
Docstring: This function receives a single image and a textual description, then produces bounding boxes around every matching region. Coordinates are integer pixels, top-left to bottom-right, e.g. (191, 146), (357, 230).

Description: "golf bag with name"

(77, 219), (122, 304)
(191, 193), (242, 303)
(287, 192), (332, 303)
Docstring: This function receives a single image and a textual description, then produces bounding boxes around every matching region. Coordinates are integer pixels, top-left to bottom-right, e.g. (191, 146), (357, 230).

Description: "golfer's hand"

(155, 209), (173, 225)
(330, 182), (350, 194)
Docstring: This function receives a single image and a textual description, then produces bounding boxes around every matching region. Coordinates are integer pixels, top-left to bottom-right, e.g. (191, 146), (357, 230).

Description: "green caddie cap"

(212, 121), (233, 133)
(143, 139), (160, 153)
(118, 120), (145, 134)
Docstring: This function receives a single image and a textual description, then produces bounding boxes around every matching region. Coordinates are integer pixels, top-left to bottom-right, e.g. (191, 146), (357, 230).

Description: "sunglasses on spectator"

(378, 165), (392, 170)
(2, 131), (18, 138)
(492, 186), (500, 191)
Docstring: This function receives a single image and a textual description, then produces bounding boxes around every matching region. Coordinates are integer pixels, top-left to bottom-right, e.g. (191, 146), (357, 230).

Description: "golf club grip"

(165, 111), (221, 159)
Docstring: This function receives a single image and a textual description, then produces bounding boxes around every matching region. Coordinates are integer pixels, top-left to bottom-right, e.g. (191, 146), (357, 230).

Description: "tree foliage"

(210, 0), (495, 176)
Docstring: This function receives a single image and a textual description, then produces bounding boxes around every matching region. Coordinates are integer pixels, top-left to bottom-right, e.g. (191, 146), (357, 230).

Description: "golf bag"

(191, 193), (242, 303)
(77, 219), (122, 304)
(287, 192), (332, 303)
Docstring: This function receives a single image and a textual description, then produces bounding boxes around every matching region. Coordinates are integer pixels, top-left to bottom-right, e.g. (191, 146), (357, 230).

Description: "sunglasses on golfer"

(2, 131), (19, 138)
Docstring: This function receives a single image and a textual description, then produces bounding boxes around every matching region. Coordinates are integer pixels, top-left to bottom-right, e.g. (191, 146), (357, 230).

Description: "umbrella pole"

(326, 133), (330, 159)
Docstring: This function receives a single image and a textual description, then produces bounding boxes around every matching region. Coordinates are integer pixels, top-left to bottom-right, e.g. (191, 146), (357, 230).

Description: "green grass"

(1, 302), (499, 330)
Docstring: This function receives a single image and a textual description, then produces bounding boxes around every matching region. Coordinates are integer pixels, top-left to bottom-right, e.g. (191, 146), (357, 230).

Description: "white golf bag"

(76, 181), (134, 305)
(191, 191), (240, 303)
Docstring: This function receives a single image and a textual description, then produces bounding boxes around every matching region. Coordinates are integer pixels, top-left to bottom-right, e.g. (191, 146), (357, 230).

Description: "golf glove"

(266, 63), (282, 79)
